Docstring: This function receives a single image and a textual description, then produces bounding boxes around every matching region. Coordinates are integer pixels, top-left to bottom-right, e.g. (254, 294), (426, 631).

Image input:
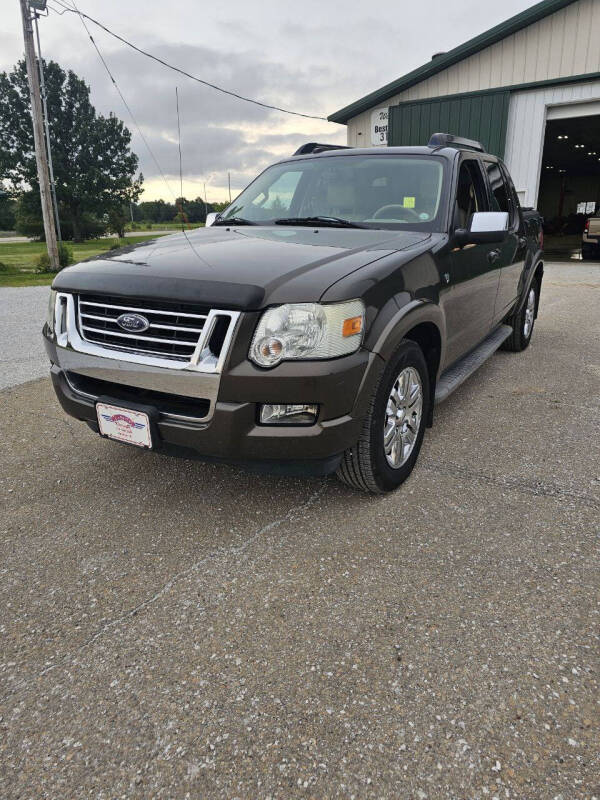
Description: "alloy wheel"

(383, 366), (423, 469)
(523, 287), (536, 338)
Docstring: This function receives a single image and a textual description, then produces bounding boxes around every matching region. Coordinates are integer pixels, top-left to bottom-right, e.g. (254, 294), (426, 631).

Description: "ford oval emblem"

(116, 312), (150, 333)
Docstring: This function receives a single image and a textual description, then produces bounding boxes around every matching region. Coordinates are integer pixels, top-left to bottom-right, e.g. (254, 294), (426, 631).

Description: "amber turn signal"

(342, 315), (363, 337)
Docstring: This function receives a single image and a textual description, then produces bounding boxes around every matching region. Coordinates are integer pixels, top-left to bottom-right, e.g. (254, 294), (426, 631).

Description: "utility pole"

(33, 9), (61, 241)
(19, 0), (59, 270)
(228, 172), (232, 203)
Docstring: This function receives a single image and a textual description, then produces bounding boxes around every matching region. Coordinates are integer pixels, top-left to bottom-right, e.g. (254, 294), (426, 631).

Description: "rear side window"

(485, 161), (511, 216)
(454, 159), (488, 229)
(500, 163), (521, 214)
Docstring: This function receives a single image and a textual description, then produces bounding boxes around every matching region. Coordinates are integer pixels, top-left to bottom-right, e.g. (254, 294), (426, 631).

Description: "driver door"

(442, 156), (502, 365)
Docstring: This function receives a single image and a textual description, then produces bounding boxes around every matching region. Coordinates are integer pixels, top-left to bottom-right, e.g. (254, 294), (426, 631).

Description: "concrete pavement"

(0, 285), (50, 390)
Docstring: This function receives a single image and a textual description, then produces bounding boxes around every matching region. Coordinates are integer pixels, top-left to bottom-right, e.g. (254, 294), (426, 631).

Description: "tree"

(0, 59), (142, 241)
(0, 186), (17, 230)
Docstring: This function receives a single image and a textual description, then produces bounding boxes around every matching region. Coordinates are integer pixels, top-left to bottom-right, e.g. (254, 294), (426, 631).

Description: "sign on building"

(371, 108), (388, 146)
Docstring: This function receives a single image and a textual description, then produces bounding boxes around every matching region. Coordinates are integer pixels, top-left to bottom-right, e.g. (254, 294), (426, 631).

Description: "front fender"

(366, 297), (447, 375)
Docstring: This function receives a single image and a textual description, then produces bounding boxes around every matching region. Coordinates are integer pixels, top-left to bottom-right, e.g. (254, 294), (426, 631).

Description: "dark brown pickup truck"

(44, 133), (544, 493)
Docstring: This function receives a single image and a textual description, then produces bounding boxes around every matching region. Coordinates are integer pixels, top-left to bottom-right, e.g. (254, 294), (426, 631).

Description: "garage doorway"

(538, 111), (600, 261)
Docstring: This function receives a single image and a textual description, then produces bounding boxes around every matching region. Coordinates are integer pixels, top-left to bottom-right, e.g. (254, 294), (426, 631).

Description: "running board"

(435, 324), (512, 404)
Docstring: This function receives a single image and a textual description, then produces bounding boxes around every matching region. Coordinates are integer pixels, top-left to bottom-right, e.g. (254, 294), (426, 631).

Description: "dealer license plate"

(96, 402), (152, 448)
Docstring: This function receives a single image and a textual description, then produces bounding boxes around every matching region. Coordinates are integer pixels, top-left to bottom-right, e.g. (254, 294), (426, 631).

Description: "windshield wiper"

(212, 216), (256, 226)
(274, 216), (367, 229)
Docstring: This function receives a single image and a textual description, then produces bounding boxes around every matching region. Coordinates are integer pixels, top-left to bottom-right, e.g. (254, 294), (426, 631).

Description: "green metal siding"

(387, 91), (511, 157)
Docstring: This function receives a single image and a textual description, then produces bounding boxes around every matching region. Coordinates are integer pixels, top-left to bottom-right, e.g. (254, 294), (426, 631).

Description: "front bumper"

(45, 333), (383, 475)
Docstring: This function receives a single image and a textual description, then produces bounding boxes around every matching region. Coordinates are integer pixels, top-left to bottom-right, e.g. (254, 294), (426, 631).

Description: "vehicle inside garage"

(538, 115), (600, 246)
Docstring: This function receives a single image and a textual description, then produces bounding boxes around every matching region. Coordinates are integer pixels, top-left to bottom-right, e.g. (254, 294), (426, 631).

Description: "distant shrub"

(35, 242), (74, 273)
(0, 261), (10, 272)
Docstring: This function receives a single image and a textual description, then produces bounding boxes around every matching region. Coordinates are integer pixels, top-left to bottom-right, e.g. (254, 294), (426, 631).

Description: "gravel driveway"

(0, 285), (50, 390)
(0, 264), (598, 798)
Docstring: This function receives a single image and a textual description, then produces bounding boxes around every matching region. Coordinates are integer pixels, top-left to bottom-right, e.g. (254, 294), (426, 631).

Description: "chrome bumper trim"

(62, 370), (210, 425)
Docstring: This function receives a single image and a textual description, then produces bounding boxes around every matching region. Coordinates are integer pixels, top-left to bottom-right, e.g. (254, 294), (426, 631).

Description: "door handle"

(487, 249), (501, 264)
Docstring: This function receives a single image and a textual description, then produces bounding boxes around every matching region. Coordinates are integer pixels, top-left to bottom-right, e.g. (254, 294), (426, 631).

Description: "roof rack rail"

(428, 133), (484, 152)
(293, 142), (353, 155)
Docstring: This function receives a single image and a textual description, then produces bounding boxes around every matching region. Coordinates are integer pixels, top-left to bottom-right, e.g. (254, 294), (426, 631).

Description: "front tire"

(502, 280), (538, 352)
(336, 340), (430, 493)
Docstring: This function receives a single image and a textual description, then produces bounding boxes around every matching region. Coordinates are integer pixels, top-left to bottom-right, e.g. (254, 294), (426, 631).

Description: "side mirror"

(455, 211), (509, 246)
(205, 212), (219, 227)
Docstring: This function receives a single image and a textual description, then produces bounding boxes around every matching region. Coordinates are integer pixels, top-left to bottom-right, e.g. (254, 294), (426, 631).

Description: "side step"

(435, 324), (512, 404)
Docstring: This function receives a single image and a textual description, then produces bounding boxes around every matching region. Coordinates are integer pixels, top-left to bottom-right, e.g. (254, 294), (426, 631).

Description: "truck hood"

(53, 225), (432, 309)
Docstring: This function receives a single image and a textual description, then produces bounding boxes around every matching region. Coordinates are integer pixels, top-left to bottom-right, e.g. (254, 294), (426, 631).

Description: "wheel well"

(404, 322), (441, 424)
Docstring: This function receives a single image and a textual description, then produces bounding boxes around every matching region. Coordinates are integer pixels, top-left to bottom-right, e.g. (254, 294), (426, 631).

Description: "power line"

(65, 0), (180, 206)
(49, 0), (328, 121)
(66, 0), (211, 264)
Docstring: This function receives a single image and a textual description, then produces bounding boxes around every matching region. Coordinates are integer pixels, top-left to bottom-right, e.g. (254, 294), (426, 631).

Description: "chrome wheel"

(523, 287), (535, 338)
(383, 366), (423, 469)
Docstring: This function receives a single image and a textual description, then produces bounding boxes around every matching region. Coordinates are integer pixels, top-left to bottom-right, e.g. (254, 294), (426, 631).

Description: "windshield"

(219, 154), (446, 230)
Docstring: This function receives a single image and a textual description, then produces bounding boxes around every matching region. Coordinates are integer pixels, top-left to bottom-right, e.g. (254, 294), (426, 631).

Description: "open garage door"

(538, 112), (600, 261)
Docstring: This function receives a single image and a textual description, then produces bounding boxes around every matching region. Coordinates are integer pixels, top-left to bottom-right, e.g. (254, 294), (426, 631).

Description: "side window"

(454, 159), (487, 229)
(500, 162), (521, 216)
(485, 160), (513, 223)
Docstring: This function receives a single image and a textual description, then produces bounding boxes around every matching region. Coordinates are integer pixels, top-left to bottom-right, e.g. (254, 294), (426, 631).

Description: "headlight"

(46, 289), (57, 333)
(249, 300), (364, 367)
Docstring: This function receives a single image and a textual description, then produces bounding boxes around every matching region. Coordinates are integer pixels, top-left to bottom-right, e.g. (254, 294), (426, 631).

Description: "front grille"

(77, 294), (210, 361)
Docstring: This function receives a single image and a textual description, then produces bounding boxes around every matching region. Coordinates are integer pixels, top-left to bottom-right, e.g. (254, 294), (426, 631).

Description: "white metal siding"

(504, 79), (600, 206)
(346, 0), (600, 145)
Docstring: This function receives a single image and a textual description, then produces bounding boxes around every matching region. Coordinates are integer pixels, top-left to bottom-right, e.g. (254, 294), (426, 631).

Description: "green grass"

(0, 233), (170, 287)
(126, 222), (204, 232)
(0, 272), (58, 287)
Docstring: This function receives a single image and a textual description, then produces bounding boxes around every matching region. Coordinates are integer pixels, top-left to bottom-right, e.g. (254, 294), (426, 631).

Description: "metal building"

(328, 0), (600, 224)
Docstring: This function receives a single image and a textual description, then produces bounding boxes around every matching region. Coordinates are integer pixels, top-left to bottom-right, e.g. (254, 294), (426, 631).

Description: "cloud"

(62, 36), (345, 199)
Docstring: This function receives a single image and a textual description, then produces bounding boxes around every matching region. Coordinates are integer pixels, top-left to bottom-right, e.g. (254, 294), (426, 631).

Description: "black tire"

(582, 246), (597, 261)
(502, 279), (539, 352)
(336, 340), (430, 494)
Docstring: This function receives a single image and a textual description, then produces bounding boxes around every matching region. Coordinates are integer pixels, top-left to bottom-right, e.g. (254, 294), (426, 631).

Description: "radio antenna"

(175, 86), (185, 232)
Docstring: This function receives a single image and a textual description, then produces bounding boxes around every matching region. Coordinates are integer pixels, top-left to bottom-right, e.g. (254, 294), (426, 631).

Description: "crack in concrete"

(421, 458), (600, 511)
(0, 481), (329, 705)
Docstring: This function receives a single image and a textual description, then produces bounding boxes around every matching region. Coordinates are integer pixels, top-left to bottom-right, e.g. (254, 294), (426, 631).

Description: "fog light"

(260, 403), (318, 425)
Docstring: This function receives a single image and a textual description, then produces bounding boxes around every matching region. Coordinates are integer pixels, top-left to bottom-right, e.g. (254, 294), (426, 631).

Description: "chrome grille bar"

(79, 299), (208, 320)
(79, 312), (204, 334)
(80, 325), (199, 347)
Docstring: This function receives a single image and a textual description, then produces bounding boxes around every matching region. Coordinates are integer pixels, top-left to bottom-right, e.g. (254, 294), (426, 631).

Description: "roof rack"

(293, 142), (353, 155)
(428, 133), (484, 152)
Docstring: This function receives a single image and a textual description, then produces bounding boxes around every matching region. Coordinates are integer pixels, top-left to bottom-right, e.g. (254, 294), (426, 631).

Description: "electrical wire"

(65, 0), (179, 205)
(49, 0), (328, 121)
(65, 0), (211, 263)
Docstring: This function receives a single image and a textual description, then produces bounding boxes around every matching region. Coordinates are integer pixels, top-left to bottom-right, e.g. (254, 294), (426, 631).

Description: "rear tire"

(502, 280), (538, 352)
(582, 245), (597, 261)
(336, 340), (430, 494)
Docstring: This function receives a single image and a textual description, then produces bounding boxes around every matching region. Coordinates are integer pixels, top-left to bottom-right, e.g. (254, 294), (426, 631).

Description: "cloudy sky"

(4, 0), (534, 201)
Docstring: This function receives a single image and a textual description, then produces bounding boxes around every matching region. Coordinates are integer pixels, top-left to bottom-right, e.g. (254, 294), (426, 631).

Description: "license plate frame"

(96, 401), (153, 449)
